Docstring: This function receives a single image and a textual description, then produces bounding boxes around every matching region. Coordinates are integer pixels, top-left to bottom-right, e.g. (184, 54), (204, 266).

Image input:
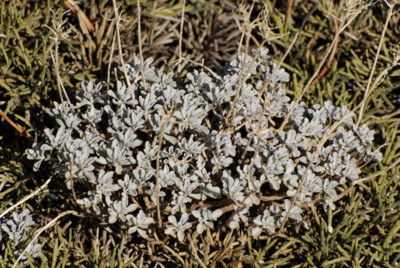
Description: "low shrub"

(26, 48), (382, 264)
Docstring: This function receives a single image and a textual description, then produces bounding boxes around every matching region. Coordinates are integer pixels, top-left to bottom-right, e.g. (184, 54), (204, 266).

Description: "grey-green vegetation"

(1, 0), (400, 267)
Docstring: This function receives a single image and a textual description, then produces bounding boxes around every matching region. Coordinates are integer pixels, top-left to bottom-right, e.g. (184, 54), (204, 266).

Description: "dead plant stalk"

(357, 1), (396, 126)
(279, 0), (371, 131)
(112, 0), (131, 87)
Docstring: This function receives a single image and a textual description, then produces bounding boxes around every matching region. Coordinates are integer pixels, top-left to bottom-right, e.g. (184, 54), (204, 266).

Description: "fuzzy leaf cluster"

(27, 48), (382, 243)
(0, 209), (42, 265)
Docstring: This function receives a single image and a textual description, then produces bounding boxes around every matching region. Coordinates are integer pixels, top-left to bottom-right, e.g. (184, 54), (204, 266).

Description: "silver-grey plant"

(26, 48), (382, 244)
(0, 209), (42, 265)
